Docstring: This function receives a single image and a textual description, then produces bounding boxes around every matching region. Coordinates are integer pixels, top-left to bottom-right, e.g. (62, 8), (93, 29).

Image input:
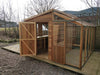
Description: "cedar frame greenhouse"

(19, 9), (95, 69)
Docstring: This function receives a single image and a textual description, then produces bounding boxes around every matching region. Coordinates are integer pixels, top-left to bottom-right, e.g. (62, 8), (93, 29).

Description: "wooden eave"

(24, 9), (93, 26)
(24, 9), (78, 22)
(53, 12), (82, 26)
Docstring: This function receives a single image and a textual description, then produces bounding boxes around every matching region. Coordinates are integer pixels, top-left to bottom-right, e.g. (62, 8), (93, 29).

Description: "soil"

(0, 43), (81, 75)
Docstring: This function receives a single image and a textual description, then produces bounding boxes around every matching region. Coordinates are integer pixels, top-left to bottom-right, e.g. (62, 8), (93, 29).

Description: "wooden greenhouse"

(19, 9), (95, 69)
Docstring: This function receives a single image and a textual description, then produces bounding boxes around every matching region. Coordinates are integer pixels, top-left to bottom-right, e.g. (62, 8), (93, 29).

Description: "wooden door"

(19, 22), (37, 56)
(48, 22), (66, 64)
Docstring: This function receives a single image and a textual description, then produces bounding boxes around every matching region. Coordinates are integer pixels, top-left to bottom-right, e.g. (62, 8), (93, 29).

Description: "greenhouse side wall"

(95, 26), (100, 50)
(65, 22), (81, 68)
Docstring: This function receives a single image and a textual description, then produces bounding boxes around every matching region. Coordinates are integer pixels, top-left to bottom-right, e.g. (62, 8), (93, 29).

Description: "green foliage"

(0, 27), (17, 31)
(0, 26), (19, 43)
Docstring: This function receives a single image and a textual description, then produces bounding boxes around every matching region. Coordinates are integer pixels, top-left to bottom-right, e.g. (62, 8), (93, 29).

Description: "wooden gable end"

(25, 13), (52, 22)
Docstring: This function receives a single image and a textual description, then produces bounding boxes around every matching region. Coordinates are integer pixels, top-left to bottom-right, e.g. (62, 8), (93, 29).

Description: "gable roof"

(24, 9), (95, 27)
(24, 9), (78, 21)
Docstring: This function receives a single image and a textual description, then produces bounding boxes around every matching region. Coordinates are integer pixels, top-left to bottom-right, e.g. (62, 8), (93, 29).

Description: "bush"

(0, 27), (19, 43)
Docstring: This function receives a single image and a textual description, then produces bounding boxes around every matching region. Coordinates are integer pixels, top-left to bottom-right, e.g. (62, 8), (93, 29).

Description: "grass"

(0, 27), (18, 31)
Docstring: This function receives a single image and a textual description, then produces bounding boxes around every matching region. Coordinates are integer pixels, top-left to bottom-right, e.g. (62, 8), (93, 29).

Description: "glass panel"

(82, 27), (95, 65)
(65, 22), (81, 67)
(54, 15), (64, 21)
(42, 24), (48, 35)
(36, 23), (48, 36)
(53, 22), (64, 47)
(82, 27), (87, 65)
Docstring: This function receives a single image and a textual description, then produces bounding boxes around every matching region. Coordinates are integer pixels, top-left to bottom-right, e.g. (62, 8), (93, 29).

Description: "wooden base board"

(30, 55), (83, 74)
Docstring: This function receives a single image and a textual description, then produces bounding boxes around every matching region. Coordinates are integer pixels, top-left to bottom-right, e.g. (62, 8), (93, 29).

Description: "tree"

(0, 0), (17, 37)
(6, 0), (15, 34)
(0, 4), (7, 34)
(81, 0), (100, 26)
(24, 0), (61, 18)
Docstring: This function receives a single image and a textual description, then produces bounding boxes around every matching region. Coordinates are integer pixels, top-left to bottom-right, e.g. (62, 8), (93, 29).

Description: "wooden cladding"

(82, 27), (95, 65)
(38, 23), (42, 36)
(19, 22), (37, 56)
(26, 13), (52, 22)
(48, 21), (53, 60)
(48, 22), (66, 64)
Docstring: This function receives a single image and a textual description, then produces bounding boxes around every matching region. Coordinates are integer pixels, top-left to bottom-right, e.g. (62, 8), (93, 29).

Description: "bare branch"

(24, 0), (61, 17)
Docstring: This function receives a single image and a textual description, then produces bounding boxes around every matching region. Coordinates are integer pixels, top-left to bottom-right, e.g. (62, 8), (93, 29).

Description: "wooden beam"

(90, 28), (93, 53)
(52, 11), (54, 21)
(38, 23), (42, 36)
(54, 9), (78, 19)
(92, 27), (95, 50)
(34, 22), (37, 55)
(84, 28), (88, 62)
(48, 21), (53, 60)
(54, 12), (82, 26)
(19, 22), (22, 55)
(64, 22), (66, 64)
(88, 28), (91, 56)
(79, 26), (83, 69)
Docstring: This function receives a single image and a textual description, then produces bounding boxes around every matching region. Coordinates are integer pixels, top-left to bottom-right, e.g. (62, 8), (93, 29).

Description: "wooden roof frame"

(53, 12), (82, 26)
(24, 9), (94, 26)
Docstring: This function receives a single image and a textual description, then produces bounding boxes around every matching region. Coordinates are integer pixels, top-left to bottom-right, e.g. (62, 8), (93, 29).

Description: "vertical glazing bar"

(79, 26), (83, 69)
(84, 28), (88, 62)
(64, 22), (66, 64)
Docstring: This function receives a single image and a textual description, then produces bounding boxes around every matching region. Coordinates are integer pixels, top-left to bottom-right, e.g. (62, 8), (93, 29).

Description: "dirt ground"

(0, 43), (81, 75)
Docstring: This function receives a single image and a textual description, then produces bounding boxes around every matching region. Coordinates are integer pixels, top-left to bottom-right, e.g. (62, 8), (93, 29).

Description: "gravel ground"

(0, 44), (81, 75)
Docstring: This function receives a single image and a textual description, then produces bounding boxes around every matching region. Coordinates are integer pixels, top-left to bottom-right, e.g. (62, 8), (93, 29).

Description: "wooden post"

(79, 26), (83, 69)
(48, 21), (53, 60)
(89, 27), (92, 54)
(84, 28), (87, 62)
(19, 22), (22, 55)
(93, 28), (96, 50)
(48, 12), (54, 60)
(38, 23), (42, 36)
(90, 28), (93, 52)
(34, 22), (37, 55)
(52, 11), (54, 21)
(89, 28), (92, 56)
(64, 22), (66, 64)
(44, 37), (46, 48)
(88, 28), (90, 56)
